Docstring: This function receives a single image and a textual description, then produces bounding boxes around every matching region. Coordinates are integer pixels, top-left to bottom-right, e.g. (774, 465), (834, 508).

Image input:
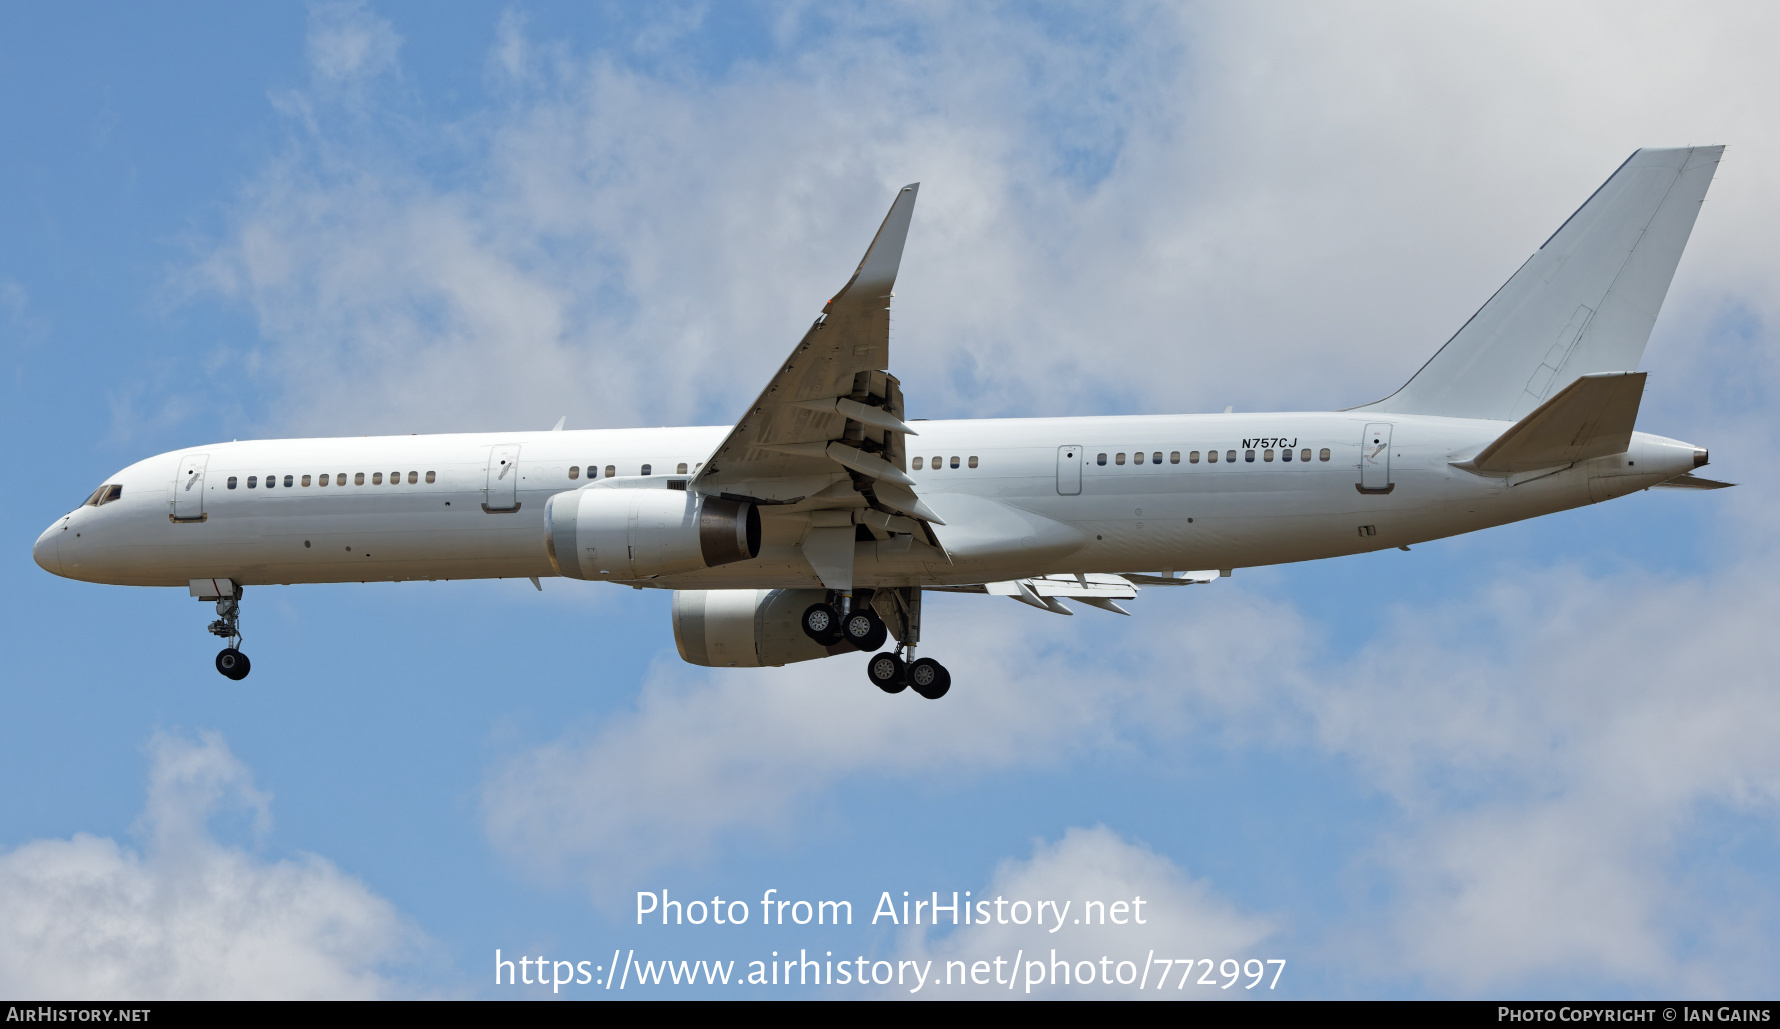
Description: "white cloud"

(487, 549), (1780, 994)
(306, 0), (401, 85)
(0, 731), (414, 999)
(894, 826), (1276, 999)
(481, 587), (1308, 892)
(188, 2), (1780, 443)
(0, 279), (48, 350)
(1315, 560), (1780, 994)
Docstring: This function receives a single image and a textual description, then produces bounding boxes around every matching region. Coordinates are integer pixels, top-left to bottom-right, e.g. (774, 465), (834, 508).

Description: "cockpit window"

(83, 484), (123, 507)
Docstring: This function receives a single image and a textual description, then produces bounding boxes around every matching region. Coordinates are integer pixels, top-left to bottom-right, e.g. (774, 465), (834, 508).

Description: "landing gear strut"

(198, 581), (251, 681)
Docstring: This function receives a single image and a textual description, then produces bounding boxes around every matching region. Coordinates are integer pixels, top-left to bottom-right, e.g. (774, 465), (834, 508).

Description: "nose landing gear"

(193, 579), (251, 681)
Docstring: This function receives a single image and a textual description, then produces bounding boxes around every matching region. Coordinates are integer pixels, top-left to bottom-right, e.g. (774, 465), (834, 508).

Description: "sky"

(2, 0), (1778, 1000)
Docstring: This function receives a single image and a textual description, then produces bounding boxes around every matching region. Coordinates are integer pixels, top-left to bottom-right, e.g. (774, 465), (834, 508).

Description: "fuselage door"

(1056, 445), (1083, 496)
(173, 453), (209, 521)
(484, 444), (522, 511)
(1359, 423), (1394, 494)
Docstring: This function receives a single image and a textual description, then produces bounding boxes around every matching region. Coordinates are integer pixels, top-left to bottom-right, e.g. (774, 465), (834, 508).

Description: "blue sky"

(3, 1), (1779, 999)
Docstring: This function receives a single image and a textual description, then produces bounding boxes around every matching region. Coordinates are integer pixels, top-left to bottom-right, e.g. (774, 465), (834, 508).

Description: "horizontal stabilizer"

(1465, 371), (1645, 474)
(1653, 473), (1734, 490)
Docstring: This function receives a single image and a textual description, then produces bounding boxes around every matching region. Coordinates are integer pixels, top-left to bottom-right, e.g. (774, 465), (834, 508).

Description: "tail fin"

(1361, 146), (1722, 421)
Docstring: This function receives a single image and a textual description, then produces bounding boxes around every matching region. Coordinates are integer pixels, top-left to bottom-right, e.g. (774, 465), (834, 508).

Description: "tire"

(215, 648), (251, 681)
(866, 652), (907, 693)
(908, 657), (949, 699)
(801, 603), (843, 645)
(842, 609), (886, 651)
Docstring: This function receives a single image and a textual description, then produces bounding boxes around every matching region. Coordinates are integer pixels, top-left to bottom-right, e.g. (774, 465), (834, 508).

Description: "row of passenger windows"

(1096, 449), (1333, 466)
(567, 463), (693, 479)
(227, 471), (437, 489)
(912, 456), (978, 470)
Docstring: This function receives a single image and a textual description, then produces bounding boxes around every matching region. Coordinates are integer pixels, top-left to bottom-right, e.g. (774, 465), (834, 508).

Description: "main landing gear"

(864, 651), (951, 699)
(802, 588), (950, 699)
(198, 581), (251, 681)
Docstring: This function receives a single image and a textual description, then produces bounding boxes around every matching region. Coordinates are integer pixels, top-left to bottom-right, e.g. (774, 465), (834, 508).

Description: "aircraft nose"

(33, 523), (63, 576)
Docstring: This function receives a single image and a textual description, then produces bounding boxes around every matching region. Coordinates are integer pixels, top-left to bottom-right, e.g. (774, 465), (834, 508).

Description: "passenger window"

(297, 474), (308, 486)
(1189, 451), (1200, 464)
(248, 476), (258, 488)
(569, 466), (579, 480)
(354, 472), (365, 485)
(1319, 448), (1331, 462)
(1171, 451), (1180, 464)
(1134, 451), (1145, 465)
(338, 472), (346, 484)
(319, 474), (329, 486)
(425, 470), (436, 483)
(930, 456), (941, 469)
(1244, 450), (1255, 463)
(949, 456), (959, 469)
(1226, 451), (1237, 463)
(284, 474), (294, 487)
(408, 471), (418, 484)
(1096, 453), (1107, 466)
(228, 476), (238, 489)
(1115, 453), (1126, 465)
(1281, 448), (1293, 462)
(968, 456), (978, 468)
(1301, 449), (1311, 463)
(1263, 449), (1274, 462)
(641, 463), (652, 476)
(1207, 450), (1218, 463)
(265, 475), (276, 490)
(677, 463), (688, 474)
(605, 465), (615, 478)
(912, 457), (923, 470)
(372, 473), (383, 485)
(1153, 452), (1163, 465)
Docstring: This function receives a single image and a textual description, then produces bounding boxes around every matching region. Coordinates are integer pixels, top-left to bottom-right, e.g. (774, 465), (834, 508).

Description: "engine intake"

(545, 488), (761, 580)
(673, 589), (849, 667)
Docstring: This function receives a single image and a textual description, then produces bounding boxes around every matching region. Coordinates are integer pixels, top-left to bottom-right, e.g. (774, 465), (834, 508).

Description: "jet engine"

(672, 589), (850, 667)
(544, 488), (761, 581)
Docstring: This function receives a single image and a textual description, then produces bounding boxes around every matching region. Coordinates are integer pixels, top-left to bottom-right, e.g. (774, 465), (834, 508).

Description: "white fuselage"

(32, 412), (1703, 591)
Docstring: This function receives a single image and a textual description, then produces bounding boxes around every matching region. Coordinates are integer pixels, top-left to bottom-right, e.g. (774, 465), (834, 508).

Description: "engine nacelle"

(673, 589), (849, 667)
(544, 488), (761, 580)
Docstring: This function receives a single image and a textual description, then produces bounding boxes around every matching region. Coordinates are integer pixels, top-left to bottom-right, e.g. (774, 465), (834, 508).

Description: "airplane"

(33, 146), (1730, 699)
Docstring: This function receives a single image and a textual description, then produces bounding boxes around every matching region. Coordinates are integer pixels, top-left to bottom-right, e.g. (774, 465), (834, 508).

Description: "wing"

(689, 184), (941, 529)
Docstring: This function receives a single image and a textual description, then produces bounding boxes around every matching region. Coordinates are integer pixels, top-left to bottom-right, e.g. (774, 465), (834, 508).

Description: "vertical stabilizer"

(1362, 146), (1722, 421)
